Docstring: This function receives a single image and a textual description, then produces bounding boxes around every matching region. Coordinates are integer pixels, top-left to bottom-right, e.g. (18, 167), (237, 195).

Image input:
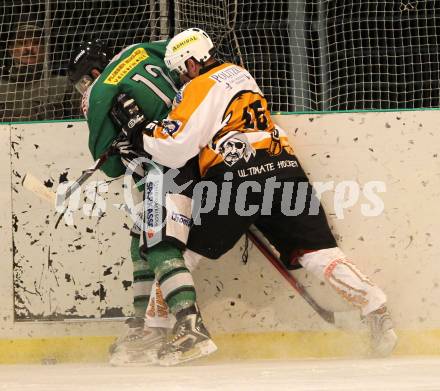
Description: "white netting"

(323, 0), (440, 110)
(173, 0), (297, 112)
(1, 0), (439, 122)
(0, 0), (166, 122)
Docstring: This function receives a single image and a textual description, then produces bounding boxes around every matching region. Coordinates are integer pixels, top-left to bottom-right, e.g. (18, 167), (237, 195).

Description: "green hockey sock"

(130, 236), (154, 318)
(148, 242), (196, 315)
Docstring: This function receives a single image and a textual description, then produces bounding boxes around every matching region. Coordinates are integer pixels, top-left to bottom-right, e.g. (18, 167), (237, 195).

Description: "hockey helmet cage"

(164, 28), (214, 75)
(68, 39), (110, 94)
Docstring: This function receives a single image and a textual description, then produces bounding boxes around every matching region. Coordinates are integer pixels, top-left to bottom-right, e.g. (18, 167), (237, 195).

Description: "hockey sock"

(298, 247), (387, 316)
(148, 242), (196, 315)
(130, 236), (154, 318)
(145, 280), (175, 328)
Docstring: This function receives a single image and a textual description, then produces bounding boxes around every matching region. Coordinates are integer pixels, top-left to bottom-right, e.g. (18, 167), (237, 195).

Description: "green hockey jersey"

(82, 40), (179, 177)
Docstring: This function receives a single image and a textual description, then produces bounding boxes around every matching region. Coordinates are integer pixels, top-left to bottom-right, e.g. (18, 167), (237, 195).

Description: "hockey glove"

(110, 136), (138, 159)
(110, 93), (150, 153)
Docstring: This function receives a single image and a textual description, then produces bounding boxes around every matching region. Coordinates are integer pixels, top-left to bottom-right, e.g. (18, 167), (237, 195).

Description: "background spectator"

(0, 23), (80, 122)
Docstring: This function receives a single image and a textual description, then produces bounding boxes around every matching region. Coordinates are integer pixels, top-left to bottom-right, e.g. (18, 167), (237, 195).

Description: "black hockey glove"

(110, 136), (138, 159)
(110, 93), (149, 153)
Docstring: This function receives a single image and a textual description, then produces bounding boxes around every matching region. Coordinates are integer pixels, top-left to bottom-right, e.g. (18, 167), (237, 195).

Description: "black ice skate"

(158, 310), (217, 366)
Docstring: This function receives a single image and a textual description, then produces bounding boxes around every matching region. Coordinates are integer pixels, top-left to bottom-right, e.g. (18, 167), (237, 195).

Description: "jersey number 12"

(131, 64), (179, 107)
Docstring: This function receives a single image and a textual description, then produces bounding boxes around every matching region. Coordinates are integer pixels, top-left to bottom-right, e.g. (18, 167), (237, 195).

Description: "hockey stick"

(58, 137), (123, 202)
(23, 134), (124, 204)
(22, 153), (112, 204)
(53, 149), (118, 227)
(22, 136), (124, 227)
(247, 225), (336, 324)
(21, 173), (56, 204)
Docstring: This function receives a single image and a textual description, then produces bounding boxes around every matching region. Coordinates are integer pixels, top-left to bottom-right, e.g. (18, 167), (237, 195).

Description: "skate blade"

(159, 339), (218, 367)
(110, 350), (160, 367)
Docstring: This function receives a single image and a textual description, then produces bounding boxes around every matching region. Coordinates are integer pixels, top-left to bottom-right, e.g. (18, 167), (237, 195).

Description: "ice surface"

(0, 357), (439, 391)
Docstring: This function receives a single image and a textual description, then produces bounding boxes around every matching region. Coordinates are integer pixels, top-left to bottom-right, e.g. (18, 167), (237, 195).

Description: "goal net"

(0, 0), (439, 123)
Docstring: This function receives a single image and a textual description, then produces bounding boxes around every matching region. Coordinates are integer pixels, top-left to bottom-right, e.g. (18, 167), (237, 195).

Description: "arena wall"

(0, 110), (439, 363)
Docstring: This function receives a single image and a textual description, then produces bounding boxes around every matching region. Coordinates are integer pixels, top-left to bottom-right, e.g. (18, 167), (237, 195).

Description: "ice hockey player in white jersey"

(111, 28), (398, 365)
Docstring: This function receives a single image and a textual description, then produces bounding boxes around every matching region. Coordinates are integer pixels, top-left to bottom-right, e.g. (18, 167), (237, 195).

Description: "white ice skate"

(158, 312), (217, 366)
(109, 317), (166, 366)
(366, 306), (398, 357)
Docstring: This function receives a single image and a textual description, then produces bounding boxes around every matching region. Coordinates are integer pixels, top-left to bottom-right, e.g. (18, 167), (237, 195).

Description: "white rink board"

(0, 110), (439, 342)
(0, 125), (13, 326)
(273, 111), (440, 331)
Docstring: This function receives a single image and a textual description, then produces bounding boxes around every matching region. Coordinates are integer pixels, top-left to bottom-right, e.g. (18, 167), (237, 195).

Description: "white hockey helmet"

(165, 28), (214, 75)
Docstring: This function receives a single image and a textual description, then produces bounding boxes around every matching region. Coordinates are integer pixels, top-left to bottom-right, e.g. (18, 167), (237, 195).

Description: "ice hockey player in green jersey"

(68, 39), (215, 366)
(71, 39), (178, 177)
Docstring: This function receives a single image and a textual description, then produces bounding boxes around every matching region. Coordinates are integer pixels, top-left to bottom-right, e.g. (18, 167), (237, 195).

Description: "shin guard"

(298, 247), (386, 316)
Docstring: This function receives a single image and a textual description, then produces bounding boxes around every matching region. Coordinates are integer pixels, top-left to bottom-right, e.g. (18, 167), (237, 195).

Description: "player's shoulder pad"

(108, 43), (141, 65)
(183, 73), (216, 97)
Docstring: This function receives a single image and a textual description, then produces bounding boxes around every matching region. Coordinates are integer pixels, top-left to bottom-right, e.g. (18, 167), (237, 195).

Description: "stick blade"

(21, 173), (56, 204)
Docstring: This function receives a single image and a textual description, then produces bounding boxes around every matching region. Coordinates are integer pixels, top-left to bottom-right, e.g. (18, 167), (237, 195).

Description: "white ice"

(0, 357), (439, 391)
